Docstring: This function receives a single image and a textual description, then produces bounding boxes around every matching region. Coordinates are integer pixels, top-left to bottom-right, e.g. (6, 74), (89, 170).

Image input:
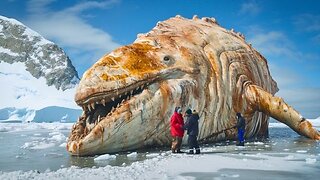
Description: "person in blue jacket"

(184, 109), (200, 154)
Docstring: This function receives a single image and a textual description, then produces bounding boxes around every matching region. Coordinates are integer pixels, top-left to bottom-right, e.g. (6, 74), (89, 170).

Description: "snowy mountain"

(0, 15), (81, 122)
(0, 15), (79, 90)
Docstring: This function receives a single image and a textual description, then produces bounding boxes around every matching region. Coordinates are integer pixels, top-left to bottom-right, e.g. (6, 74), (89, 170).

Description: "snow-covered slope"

(0, 62), (78, 110)
(0, 15), (79, 90)
(0, 15), (81, 122)
(309, 116), (320, 127)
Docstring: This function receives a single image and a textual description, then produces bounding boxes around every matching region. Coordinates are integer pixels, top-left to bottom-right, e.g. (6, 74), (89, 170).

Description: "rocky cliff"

(0, 15), (79, 90)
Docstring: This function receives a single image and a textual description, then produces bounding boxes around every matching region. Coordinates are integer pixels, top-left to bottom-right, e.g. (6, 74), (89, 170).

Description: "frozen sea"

(0, 122), (319, 180)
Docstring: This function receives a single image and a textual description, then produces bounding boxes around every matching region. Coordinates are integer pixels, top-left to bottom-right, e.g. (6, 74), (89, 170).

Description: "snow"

(0, 122), (73, 133)
(16, 127), (68, 150)
(0, 62), (78, 110)
(94, 154), (117, 161)
(21, 141), (56, 150)
(0, 15), (26, 29)
(0, 15), (53, 46)
(0, 123), (319, 179)
(127, 152), (138, 158)
(0, 150), (317, 179)
(296, 150), (307, 153)
(0, 46), (20, 56)
(308, 118), (320, 127)
(3, 108), (36, 122)
(146, 153), (159, 158)
(23, 26), (53, 46)
(306, 158), (317, 164)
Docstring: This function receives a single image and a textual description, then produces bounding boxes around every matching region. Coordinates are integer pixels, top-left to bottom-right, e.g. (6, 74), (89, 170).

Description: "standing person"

(184, 109), (200, 154)
(170, 107), (184, 153)
(236, 112), (246, 146)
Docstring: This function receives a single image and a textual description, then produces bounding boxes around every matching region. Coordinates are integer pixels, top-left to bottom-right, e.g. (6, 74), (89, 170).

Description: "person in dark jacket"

(184, 109), (200, 154)
(170, 107), (184, 153)
(236, 112), (246, 146)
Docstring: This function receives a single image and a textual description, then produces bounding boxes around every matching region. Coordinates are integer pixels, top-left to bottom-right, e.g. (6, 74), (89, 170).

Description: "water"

(0, 123), (319, 179)
(0, 123), (168, 172)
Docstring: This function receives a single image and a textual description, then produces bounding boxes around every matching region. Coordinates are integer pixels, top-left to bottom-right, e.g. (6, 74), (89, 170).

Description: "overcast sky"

(1, 0), (319, 118)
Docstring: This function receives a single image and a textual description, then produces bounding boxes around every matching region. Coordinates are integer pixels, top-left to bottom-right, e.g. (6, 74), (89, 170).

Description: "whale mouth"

(69, 67), (199, 142)
(71, 79), (156, 140)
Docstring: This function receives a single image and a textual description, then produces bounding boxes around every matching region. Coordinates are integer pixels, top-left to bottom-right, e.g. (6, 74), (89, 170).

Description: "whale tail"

(245, 85), (320, 140)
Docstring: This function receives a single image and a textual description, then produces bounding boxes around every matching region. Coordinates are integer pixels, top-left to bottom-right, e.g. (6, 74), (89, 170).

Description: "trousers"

(188, 135), (199, 150)
(238, 128), (244, 142)
(171, 136), (182, 152)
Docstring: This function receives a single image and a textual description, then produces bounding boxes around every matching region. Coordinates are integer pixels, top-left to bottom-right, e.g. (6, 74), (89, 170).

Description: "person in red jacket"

(170, 107), (185, 153)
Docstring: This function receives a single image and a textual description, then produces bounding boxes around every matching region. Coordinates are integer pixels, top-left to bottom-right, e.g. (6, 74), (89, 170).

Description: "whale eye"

(162, 55), (175, 66)
(163, 56), (170, 61)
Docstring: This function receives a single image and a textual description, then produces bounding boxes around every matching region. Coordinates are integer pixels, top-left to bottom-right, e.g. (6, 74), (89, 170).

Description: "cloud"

(268, 64), (301, 87)
(293, 14), (320, 32)
(247, 28), (320, 118)
(25, 0), (121, 69)
(247, 30), (302, 60)
(276, 88), (320, 118)
(239, 1), (260, 15)
(294, 14), (320, 45)
(269, 65), (320, 118)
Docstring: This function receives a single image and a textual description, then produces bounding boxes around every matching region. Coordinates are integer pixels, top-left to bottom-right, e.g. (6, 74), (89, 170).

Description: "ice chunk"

(94, 154), (116, 161)
(221, 173), (240, 178)
(48, 132), (66, 142)
(146, 153), (159, 158)
(0, 126), (9, 132)
(305, 158), (316, 164)
(253, 142), (264, 145)
(127, 152), (138, 158)
(21, 141), (55, 150)
(296, 150), (307, 153)
(59, 142), (67, 147)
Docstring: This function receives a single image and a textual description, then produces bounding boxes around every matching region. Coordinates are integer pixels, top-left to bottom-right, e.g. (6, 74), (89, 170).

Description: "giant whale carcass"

(67, 15), (320, 156)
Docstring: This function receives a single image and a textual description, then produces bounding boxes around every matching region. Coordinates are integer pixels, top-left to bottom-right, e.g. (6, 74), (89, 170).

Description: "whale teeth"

(117, 103), (120, 108)
(101, 99), (106, 106)
(119, 94), (122, 98)
(91, 103), (95, 110)
(136, 87), (139, 91)
(111, 107), (115, 112)
(86, 115), (91, 124)
(130, 90), (133, 95)
(111, 97), (115, 101)
(127, 96), (130, 100)
(98, 115), (101, 122)
(88, 104), (91, 111)
(121, 99), (125, 103)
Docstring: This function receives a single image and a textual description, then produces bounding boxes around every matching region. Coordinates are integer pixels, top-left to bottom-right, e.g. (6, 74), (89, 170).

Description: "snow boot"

(187, 149), (194, 154)
(195, 149), (200, 154)
(176, 150), (184, 153)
